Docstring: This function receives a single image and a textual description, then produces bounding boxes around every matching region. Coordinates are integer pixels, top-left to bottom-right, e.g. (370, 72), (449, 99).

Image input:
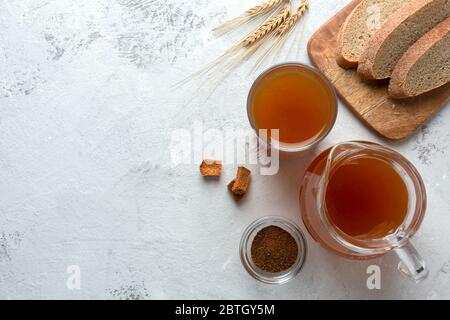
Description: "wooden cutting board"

(307, 0), (450, 140)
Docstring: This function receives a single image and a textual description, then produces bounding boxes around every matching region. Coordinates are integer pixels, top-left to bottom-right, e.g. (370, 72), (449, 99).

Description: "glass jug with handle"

(300, 141), (428, 283)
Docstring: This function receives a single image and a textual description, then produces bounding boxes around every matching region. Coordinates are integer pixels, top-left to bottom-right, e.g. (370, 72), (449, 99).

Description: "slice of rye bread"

(357, 0), (450, 80)
(389, 17), (450, 98)
(336, 0), (408, 69)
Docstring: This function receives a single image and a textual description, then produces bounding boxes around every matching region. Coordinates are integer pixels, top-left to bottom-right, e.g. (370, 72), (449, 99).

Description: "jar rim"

(239, 216), (307, 284)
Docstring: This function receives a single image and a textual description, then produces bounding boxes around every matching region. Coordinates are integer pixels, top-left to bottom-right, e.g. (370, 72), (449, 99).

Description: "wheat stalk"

(246, 0), (285, 16)
(176, 0), (306, 100)
(276, 0), (308, 36)
(197, 39), (269, 104)
(284, 3), (309, 61)
(252, 0), (308, 72)
(213, 0), (285, 34)
(243, 3), (291, 47)
(176, 2), (291, 88)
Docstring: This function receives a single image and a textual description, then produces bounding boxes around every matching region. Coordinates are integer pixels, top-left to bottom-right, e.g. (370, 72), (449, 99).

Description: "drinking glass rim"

(246, 62), (338, 153)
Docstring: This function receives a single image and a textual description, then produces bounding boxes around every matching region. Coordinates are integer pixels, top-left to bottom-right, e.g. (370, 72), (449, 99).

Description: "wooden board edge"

(306, 0), (413, 141)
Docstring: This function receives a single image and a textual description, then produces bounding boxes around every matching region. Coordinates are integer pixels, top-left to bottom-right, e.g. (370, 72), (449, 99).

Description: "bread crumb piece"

(227, 179), (242, 201)
(228, 166), (251, 200)
(200, 160), (222, 177)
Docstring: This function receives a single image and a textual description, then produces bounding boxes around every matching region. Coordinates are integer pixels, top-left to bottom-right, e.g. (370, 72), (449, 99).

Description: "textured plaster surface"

(0, 0), (449, 299)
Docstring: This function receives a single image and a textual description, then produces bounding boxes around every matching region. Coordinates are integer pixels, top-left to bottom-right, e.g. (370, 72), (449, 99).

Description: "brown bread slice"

(336, 0), (408, 69)
(389, 17), (450, 98)
(358, 0), (450, 80)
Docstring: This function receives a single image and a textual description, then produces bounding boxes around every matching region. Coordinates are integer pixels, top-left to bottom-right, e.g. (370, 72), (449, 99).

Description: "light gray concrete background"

(0, 0), (449, 300)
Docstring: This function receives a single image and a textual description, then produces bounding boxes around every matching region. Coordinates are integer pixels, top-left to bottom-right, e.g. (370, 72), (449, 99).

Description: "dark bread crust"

(357, 0), (442, 80)
(336, 7), (360, 69)
(389, 17), (450, 98)
(336, 0), (410, 70)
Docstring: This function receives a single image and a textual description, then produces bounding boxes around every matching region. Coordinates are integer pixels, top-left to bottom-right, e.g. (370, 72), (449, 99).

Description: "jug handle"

(394, 241), (428, 283)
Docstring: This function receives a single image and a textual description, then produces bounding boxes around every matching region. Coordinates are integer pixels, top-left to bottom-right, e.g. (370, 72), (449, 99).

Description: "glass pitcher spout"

(321, 141), (394, 182)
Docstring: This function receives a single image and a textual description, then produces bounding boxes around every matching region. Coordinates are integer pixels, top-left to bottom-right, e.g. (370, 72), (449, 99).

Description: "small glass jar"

(240, 216), (307, 284)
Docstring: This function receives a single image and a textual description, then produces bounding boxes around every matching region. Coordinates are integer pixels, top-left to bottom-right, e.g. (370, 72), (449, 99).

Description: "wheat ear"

(242, 3), (291, 47)
(252, 0), (308, 72)
(276, 0), (308, 36)
(213, 0), (284, 34)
